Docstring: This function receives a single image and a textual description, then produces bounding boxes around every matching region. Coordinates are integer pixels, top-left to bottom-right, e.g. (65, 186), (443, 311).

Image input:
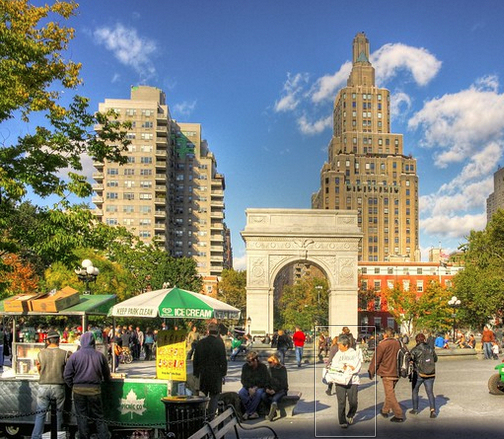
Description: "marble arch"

(240, 209), (362, 337)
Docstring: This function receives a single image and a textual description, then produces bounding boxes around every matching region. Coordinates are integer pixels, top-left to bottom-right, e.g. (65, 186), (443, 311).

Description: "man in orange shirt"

(481, 326), (496, 360)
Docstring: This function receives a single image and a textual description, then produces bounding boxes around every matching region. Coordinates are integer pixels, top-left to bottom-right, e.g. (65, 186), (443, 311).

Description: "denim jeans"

(261, 389), (287, 406)
(277, 348), (287, 365)
(483, 342), (493, 359)
(411, 373), (436, 411)
(31, 384), (66, 439)
(295, 346), (304, 366)
(335, 384), (358, 425)
(73, 392), (109, 439)
(238, 387), (265, 415)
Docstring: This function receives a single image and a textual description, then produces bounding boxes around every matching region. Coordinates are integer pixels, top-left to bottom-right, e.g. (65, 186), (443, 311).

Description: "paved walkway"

(120, 352), (503, 439)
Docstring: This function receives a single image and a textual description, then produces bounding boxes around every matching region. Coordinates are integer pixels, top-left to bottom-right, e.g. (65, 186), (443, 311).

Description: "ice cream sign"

(161, 307), (213, 318)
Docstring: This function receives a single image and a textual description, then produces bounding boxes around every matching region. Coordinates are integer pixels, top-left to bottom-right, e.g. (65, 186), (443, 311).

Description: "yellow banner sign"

(156, 330), (187, 381)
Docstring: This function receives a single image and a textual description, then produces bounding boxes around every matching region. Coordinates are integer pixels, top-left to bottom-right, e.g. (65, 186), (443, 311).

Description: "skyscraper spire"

(347, 32), (375, 87)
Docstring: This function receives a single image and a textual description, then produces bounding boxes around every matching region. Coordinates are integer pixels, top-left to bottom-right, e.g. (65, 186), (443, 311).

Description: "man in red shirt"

(292, 326), (306, 367)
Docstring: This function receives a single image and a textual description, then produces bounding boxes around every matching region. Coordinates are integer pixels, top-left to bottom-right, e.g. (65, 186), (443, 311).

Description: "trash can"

(161, 395), (209, 439)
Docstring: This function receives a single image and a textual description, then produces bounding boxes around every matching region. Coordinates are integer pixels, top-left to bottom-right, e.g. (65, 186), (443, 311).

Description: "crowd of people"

(3, 319), (503, 434)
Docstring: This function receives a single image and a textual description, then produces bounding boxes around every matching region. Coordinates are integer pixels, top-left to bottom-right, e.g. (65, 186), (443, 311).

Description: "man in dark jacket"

(193, 323), (227, 420)
(64, 332), (111, 439)
(368, 327), (403, 422)
(238, 351), (269, 420)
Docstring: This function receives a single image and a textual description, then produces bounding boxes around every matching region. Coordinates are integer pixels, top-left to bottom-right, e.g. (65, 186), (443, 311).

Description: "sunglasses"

(247, 358), (258, 363)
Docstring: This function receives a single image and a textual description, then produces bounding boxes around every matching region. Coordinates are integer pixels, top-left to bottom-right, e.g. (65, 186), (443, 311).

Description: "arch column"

(241, 208), (362, 336)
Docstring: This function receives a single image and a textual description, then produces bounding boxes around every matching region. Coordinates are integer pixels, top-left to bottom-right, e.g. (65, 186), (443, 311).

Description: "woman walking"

(330, 334), (361, 428)
(410, 333), (438, 418)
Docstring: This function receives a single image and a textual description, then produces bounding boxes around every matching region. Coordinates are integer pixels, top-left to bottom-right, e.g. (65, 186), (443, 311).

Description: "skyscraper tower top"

(348, 32), (375, 88)
(313, 33), (420, 262)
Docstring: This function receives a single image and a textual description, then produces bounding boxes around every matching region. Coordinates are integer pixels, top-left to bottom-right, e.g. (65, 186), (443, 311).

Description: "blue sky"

(8, 0), (504, 269)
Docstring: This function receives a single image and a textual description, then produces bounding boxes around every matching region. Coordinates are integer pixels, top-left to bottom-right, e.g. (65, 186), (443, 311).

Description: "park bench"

(187, 405), (278, 439)
(267, 391), (302, 418)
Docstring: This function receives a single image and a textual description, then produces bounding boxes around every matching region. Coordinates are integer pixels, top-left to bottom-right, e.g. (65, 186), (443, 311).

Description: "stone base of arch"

(240, 209), (362, 336)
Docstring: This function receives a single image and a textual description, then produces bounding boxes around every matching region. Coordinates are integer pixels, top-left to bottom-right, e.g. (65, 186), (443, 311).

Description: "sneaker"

(430, 410), (437, 418)
(248, 412), (259, 420)
(267, 403), (277, 421)
(347, 417), (354, 425)
(409, 409), (419, 415)
(340, 423), (348, 429)
(390, 416), (404, 423)
(380, 411), (389, 418)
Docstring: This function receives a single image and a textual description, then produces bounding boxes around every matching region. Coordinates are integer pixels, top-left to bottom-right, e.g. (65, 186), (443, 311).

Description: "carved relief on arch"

(338, 257), (356, 285)
(248, 256), (267, 286)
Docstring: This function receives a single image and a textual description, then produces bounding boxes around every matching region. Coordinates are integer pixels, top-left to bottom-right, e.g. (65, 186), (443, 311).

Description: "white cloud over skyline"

(93, 23), (158, 82)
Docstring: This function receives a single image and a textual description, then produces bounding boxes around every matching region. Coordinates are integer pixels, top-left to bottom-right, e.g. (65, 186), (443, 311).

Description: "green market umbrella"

(108, 287), (241, 320)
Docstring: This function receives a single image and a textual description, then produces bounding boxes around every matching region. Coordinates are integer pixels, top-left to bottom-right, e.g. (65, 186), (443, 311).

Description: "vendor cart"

(0, 294), (175, 438)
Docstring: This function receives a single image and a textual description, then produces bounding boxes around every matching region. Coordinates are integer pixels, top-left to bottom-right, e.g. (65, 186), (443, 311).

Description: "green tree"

(278, 278), (328, 331)
(383, 282), (420, 336)
(0, 0), (131, 205)
(217, 269), (247, 316)
(416, 281), (453, 333)
(109, 243), (202, 296)
(452, 210), (504, 329)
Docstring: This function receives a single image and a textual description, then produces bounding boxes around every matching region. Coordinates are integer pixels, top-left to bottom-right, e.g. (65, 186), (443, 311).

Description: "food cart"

(0, 294), (173, 439)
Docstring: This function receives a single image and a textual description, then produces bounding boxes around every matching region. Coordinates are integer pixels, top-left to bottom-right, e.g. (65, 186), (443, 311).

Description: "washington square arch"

(240, 208), (362, 336)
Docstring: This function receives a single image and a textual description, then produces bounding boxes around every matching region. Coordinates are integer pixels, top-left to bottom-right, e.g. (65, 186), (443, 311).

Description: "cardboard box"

(3, 294), (38, 312)
(29, 287), (80, 313)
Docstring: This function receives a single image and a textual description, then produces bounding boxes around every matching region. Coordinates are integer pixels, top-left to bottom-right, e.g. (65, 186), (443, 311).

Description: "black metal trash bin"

(161, 396), (209, 439)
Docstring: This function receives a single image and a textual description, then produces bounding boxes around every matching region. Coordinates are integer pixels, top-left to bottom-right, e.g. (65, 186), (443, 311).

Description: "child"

(492, 341), (500, 360)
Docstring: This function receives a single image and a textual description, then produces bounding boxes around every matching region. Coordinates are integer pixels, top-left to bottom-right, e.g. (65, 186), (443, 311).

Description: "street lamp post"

(448, 295), (461, 342)
(75, 259), (100, 294)
(247, 317), (252, 336)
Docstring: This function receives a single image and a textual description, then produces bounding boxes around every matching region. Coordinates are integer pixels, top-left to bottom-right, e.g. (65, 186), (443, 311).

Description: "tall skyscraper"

(92, 86), (230, 280)
(312, 33), (420, 262)
(486, 166), (504, 223)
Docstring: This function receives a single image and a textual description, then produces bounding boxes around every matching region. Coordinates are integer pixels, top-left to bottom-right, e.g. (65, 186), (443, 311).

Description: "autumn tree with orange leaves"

(0, 253), (39, 299)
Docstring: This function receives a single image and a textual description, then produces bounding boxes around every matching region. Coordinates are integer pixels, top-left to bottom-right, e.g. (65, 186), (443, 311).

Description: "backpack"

(397, 339), (413, 378)
(417, 345), (436, 375)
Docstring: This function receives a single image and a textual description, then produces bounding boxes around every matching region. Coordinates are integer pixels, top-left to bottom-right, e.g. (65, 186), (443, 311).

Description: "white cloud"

(420, 213), (487, 239)
(274, 72), (309, 112)
(408, 75), (504, 167)
(173, 101), (197, 117)
(371, 43), (442, 86)
(233, 253), (247, 271)
(307, 43), (441, 104)
(93, 23), (157, 81)
(297, 115), (332, 135)
(309, 62), (351, 104)
(390, 91), (412, 119)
